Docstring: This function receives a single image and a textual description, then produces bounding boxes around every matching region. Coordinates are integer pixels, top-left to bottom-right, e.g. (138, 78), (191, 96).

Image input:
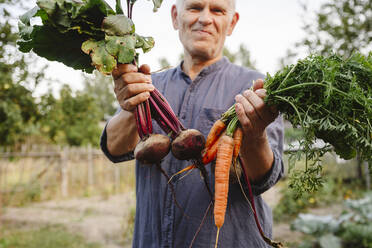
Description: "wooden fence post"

(61, 147), (69, 197)
(87, 144), (94, 187)
(115, 166), (120, 193)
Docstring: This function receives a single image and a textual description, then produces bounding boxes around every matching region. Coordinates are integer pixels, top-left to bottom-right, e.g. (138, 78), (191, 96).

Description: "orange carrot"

(232, 127), (243, 162)
(202, 135), (220, 164)
(168, 164), (196, 183)
(214, 135), (234, 248)
(205, 119), (226, 149)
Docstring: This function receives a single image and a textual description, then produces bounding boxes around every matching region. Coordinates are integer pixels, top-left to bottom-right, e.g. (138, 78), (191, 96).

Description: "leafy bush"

(274, 176), (364, 222)
(291, 192), (372, 248)
(39, 85), (102, 146)
(274, 178), (335, 222)
(341, 223), (372, 248)
(2, 183), (42, 207)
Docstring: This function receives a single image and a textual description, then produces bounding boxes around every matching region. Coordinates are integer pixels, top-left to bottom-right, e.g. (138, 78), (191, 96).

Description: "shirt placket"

(179, 76), (202, 127)
(162, 74), (201, 248)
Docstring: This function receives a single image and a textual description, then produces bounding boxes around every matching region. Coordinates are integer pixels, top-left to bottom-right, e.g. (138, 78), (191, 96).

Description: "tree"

(158, 57), (171, 69)
(82, 71), (117, 120)
(157, 44), (256, 70)
(39, 85), (102, 147)
(281, 0), (372, 66)
(0, 0), (43, 146)
(302, 0), (371, 57)
(0, 0), (108, 147)
(224, 44), (256, 69)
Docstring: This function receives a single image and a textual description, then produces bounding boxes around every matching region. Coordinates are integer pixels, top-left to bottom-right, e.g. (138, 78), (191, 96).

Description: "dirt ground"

(0, 185), (341, 247)
(1, 193), (136, 248)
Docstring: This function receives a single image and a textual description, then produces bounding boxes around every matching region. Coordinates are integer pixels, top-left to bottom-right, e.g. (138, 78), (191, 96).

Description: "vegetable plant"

(265, 52), (372, 196)
(291, 192), (372, 248)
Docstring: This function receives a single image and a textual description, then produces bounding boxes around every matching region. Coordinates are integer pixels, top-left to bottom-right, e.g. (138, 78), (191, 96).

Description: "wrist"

(243, 130), (268, 150)
(240, 130), (274, 183)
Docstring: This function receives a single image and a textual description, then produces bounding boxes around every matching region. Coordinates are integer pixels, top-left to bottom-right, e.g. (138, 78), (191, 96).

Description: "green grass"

(0, 225), (101, 248)
(273, 176), (365, 222)
(121, 205), (136, 245)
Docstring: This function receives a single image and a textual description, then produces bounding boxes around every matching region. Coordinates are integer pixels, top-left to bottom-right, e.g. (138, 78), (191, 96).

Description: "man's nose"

(198, 9), (213, 25)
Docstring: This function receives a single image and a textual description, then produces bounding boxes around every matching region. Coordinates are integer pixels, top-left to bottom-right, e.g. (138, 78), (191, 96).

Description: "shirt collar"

(176, 56), (229, 78)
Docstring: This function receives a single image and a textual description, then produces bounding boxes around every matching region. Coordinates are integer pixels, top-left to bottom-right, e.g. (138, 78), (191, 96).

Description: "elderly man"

(100, 0), (284, 247)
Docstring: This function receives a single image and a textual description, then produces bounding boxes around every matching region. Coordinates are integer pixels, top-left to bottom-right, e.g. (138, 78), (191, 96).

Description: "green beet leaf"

(149, 0), (163, 12)
(135, 34), (154, 53)
(18, 24), (95, 73)
(36, 0), (114, 31)
(18, 0), (159, 74)
(17, 0), (115, 73)
(82, 40), (116, 74)
(105, 35), (136, 64)
(102, 15), (135, 36)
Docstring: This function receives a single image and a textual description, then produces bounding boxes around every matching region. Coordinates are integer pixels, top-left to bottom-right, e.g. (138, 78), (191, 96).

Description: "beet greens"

(17, 0), (158, 74)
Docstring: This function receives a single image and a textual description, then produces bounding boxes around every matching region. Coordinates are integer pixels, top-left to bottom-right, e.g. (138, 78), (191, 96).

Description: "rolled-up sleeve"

(250, 114), (285, 195)
(100, 123), (134, 163)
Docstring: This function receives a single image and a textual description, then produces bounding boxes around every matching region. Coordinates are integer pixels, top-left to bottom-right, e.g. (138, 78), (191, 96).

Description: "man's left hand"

(234, 79), (278, 140)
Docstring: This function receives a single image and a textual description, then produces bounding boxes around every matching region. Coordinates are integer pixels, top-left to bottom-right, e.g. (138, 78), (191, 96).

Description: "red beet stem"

(135, 101), (152, 139)
(139, 103), (149, 137)
(151, 111), (175, 138)
(149, 96), (179, 135)
(238, 156), (265, 236)
(134, 106), (144, 139)
(151, 89), (185, 131)
(129, 1), (134, 19)
(145, 100), (153, 134)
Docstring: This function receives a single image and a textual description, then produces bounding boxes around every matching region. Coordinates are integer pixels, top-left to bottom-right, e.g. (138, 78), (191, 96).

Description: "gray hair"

(175, 0), (236, 12)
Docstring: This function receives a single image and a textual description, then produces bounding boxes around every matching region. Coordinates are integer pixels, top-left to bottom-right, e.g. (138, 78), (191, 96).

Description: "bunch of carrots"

(207, 105), (283, 248)
(173, 104), (283, 248)
(171, 105), (241, 177)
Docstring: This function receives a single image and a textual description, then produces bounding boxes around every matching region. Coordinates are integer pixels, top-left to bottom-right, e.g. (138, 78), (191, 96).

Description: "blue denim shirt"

(100, 57), (284, 248)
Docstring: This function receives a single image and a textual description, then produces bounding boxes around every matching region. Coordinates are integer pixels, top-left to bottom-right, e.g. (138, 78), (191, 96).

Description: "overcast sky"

(34, 0), (327, 94)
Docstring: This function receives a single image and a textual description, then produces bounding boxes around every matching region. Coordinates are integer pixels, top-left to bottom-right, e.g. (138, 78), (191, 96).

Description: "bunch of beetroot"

(133, 88), (206, 165)
(133, 88), (210, 213)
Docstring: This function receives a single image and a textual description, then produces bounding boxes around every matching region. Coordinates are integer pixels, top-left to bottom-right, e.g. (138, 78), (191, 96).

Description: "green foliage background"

(0, 225), (101, 248)
(282, 0), (371, 66)
(0, 0), (116, 148)
(0, 0), (40, 146)
(39, 85), (103, 146)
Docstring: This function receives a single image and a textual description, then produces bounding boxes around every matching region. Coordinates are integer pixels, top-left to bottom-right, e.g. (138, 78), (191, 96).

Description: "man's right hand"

(112, 63), (154, 112)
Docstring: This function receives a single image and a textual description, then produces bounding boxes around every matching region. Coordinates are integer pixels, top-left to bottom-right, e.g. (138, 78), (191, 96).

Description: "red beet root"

(134, 134), (171, 164)
(171, 129), (205, 160)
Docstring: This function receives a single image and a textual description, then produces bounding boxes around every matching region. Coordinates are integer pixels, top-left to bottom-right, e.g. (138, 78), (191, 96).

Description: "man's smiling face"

(172, 0), (239, 61)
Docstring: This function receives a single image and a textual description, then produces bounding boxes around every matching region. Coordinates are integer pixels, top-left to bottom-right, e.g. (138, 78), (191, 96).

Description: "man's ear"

(171, 5), (179, 30)
(227, 12), (239, 36)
